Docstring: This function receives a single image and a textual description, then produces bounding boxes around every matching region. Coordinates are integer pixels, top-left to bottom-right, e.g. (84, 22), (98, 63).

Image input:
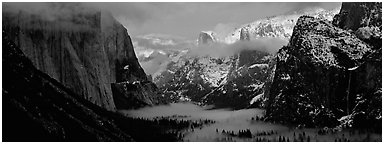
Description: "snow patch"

(249, 63), (268, 69)
(247, 83), (264, 91)
(167, 70), (175, 74)
(281, 74), (291, 80)
(123, 65), (130, 70)
(179, 96), (191, 102)
(250, 93), (264, 105)
(138, 49), (154, 58)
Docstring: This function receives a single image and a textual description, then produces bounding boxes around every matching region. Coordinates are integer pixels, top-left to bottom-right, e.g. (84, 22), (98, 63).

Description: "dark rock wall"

(265, 2), (381, 128)
(3, 31), (132, 141)
(332, 2), (382, 31)
(3, 32), (180, 141)
(112, 81), (163, 109)
(334, 2), (382, 131)
(3, 9), (151, 111)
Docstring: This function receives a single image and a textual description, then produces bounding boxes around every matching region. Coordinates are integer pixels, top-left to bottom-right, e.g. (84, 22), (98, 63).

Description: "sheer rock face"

(3, 10), (150, 111)
(239, 28), (250, 41)
(3, 32), (134, 141)
(266, 2), (381, 128)
(333, 2), (382, 130)
(333, 2), (382, 49)
(111, 81), (162, 110)
(101, 12), (148, 83)
(197, 31), (217, 45)
(332, 2), (382, 31)
(3, 32), (179, 141)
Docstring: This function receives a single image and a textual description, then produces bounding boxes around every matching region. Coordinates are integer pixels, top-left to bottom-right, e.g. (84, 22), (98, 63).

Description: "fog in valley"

(121, 103), (381, 142)
(2, 2), (381, 142)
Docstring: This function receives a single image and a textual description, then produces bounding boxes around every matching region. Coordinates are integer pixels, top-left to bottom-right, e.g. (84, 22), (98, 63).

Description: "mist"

(2, 3), (116, 32)
(213, 23), (238, 40)
(139, 52), (170, 76)
(120, 102), (255, 121)
(2, 2), (341, 39)
(120, 102), (290, 141)
(3, 3), (96, 20)
(134, 37), (287, 76)
(133, 34), (194, 51)
(188, 38), (288, 58)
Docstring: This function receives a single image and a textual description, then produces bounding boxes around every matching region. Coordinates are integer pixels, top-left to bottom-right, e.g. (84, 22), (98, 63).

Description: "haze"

(3, 2), (342, 40)
(100, 2), (341, 40)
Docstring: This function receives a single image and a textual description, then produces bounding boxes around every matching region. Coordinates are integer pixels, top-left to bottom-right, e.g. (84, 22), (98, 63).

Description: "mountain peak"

(198, 31), (218, 45)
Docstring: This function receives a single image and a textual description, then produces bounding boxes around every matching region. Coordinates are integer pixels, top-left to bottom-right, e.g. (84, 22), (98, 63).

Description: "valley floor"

(121, 103), (381, 142)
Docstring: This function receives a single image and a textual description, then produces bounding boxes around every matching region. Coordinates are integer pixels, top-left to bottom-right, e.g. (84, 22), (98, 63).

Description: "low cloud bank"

(135, 37), (287, 77)
(3, 3), (120, 32)
(188, 38), (288, 58)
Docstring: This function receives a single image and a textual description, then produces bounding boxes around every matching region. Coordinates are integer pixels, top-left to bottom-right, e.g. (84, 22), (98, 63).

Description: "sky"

(90, 2), (342, 40)
(2, 2), (342, 76)
(3, 2), (341, 40)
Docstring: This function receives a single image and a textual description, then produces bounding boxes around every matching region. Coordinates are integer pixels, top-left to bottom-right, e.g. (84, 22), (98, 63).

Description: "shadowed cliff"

(2, 3), (163, 111)
(265, 2), (381, 130)
(2, 30), (179, 142)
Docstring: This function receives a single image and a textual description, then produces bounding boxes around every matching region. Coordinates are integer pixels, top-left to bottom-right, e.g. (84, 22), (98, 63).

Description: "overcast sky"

(4, 2), (342, 40)
(91, 2), (341, 40)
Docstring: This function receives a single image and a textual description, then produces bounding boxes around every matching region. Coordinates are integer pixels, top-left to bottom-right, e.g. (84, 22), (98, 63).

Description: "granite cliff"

(265, 2), (381, 129)
(2, 31), (179, 141)
(3, 4), (161, 111)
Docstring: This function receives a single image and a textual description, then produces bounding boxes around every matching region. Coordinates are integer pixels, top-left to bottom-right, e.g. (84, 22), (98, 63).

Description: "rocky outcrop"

(198, 31), (217, 45)
(240, 28), (250, 41)
(2, 32), (179, 141)
(347, 49), (381, 131)
(332, 2), (381, 31)
(101, 12), (148, 83)
(333, 2), (382, 131)
(266, 2), (381, 128)
(3, 6), (156, 111)
(112, 81), (164, 109)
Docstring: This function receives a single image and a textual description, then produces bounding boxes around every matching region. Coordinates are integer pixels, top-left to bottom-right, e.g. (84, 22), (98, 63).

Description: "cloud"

(84, 3), (155, 30)
(188, 38), (288, 58)
(134, 36), (288, 76)
(2, 3), (105, 32)
(289, 2), (340, 11)
(2, 2), (153, 27)
(133, 34), (194, 52)
(139, 52), (170, 76)
(3, 2), (341, 39)
(132, 34), (194, 76)
(5, 3), (97, 19)
(213, 23), (238, 40)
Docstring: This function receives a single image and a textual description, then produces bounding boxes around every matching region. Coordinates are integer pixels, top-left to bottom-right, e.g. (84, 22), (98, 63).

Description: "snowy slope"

(140, 7), (341, 109)
(224, 7), (340, 43)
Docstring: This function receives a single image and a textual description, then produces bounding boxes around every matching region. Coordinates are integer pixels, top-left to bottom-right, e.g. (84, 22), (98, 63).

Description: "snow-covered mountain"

(133, 34), (193, 78)
(155, 46), (273, 109)
(224, 7), (340, 43)
(136, 7), (341, 109)
(198, 31), (218, 45)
